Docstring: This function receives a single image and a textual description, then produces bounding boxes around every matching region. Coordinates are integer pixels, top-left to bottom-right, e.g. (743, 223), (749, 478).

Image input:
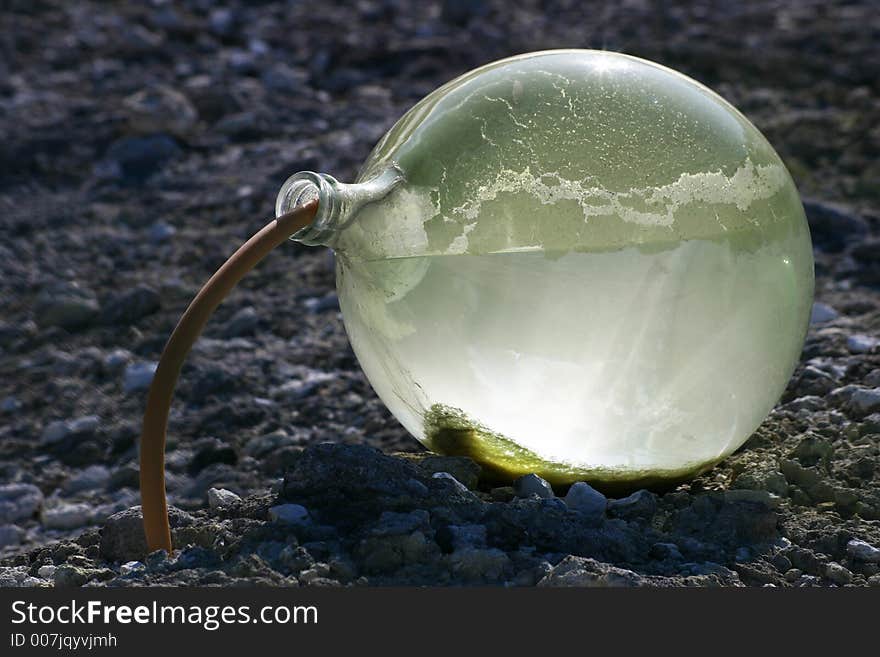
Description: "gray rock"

(122, 86), (197, 138)
(825, 561), (853, 585)
(803, 199), (869, 251)
(124, 361), (158, 393)
(100, 506), (194, 562)
(0, 566), (44, 588)
(538, 556), (645, 587)
(810, 302), (839, 324)
(41, 503), (92, 529)
(372, 510), (430, 536)
(69, 415), (100, 435)
(281, 443), (429, 502)
(101, 285), (161, 325)
(222, 306), (259, 337)
(847, 334), (879, 354)
(448, 547), (509, 582)
(207, 487), (241, 509)
(564, 482), (607, 518)
(103, 349), (132, 372)
(417, 455), (481, 489)
(271, 370), (335, 401)
(446, 524), (487, 550)
(43, 415), (100, 445)
(846, 539), (880, 563)
(608, 489), (657, 520)
(120, 561), (146, 575)
(34, 282), (100, 330)
(148, 221), (176, 243)
(41, 420), (70, 444)
(244, 430), (299, 458)
(850, 388), (880, 415)
(0, 524), (23, 547)
(64, 465), (111, 492)
(1, 396), (21, 413)
(0, 483), (43, 523)
(103, 134), (181, 181)
(268, 504), (310, 524)
(37, 565), (57, 579)
(432, 471), (470, 493)
(722, 489), (782, 509)
(514, 473), (554, 499)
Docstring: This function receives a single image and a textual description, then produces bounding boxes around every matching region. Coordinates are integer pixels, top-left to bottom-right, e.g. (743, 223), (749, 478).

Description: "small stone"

(124, 361), (158, 393)
(538, 556), (645, 587)
(101, 285), (161, 325)
(847, 334), (879, 354)
(268, 504), (310, 524)
(417, 455), (481, 489)
(37, 565), (57, 579)
(404, 479), (429, 496)
(271, 370), (335, 401)
(372, 510), (430, 537)
(41, 420), (71, 444)
(53, 565), (89, 588)
(244, 430), (298, 458)
(448, 547), (510, 582)
(607, 489), (657, 520)
(208, 8), (235, 35)
(825, 561), (853, 585)
(103, 349), (132, 373)
(723, 489), (782, 509)
(445, 524), (487, 550)
(1, 396), (21, 413)
(0, 483), (43, 523)
(34, 282), (100, 330)
(784, 568), (802, 582)
(149, 221), (177, 243)
(868, 575), (880, 587)
(41, 503), (92, 530)
(122, 85), (198, 138)
(810, 302), (839, 324)
(850, 388), (880, 415)
(846, 539), (880, 563)
(513, 473), (554, 499)
(69, 415), (100, 435)
(303, 293), (340, 313)
(100, 506), (194, 562)
(207, 487), (241, 509)
(431, 471), (470, 493)
(564, 481), (607, 518)
(802, 199), (869, 251)
(222, 306), (259, 338)
(1, 566), (41, 587)
(64, 465), (111, 493)
(103, 134), (181, 181)
(0, 524), (23, 547)
(120, 561), (146, 575)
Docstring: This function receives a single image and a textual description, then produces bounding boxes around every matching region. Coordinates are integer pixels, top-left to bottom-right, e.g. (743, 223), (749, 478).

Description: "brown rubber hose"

(139, 200), (318, 553)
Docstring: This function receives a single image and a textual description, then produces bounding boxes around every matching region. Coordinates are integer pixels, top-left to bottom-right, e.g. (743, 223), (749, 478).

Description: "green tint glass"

(278, 50), (814, 487)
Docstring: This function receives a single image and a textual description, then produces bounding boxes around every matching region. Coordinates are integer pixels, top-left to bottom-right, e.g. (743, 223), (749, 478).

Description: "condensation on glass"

(276, 50), (814, 487)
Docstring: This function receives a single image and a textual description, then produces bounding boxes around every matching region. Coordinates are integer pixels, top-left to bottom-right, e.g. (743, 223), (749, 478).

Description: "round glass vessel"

(277, 50), (814, 488)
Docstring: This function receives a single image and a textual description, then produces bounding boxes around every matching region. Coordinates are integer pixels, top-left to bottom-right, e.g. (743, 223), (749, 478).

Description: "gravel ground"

(1, 0), (879, 587)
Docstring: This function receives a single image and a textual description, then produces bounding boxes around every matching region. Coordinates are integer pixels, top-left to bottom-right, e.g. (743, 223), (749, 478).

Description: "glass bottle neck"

(275, 166), (404, 247)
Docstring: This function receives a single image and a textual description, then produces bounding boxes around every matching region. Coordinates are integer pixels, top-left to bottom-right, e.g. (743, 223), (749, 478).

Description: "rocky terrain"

(1, 1), (879, 587)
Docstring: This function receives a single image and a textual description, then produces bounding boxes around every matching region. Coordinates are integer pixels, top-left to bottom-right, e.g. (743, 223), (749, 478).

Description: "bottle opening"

(276, 171), (339, 246)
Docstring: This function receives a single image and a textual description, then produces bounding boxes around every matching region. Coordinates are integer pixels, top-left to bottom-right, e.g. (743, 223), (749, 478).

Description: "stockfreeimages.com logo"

(11, 600), (318, 631)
